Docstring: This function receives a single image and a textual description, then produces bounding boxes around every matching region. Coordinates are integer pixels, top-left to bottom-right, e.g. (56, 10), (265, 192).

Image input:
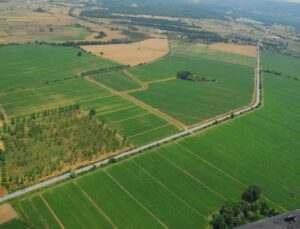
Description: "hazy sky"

(284, 0), (300, 3)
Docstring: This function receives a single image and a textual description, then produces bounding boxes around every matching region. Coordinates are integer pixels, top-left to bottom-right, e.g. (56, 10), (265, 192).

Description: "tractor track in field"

(0, 32), (267, 203)
(84, 76), (187, 130)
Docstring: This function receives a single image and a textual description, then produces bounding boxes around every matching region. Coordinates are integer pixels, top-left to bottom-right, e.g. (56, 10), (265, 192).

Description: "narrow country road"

(0, 33), (267, 203)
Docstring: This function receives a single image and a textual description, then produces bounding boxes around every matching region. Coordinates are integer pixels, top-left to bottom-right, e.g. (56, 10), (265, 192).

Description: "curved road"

(0, 33), (267, 203)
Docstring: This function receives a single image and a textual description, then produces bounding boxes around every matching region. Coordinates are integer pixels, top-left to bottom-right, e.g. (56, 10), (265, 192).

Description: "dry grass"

(0, 2), (125, 43)
(209, 43), (257, 57)
(0, 204), (18, 224)
(81, 38), (170, 66)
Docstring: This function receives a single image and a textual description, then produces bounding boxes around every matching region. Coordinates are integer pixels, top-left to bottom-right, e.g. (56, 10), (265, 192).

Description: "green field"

(0, 45), (178, 146)
(129, 43), (256, 83)
(131, 55), (254, 125)
(10, 52), (300, 228)
(263, 50), (300, 79)
(171, 42), (256, 67)
(0, 44), (116, 92)
(92, 71), (141, 92)
(0, 219), (27, 229)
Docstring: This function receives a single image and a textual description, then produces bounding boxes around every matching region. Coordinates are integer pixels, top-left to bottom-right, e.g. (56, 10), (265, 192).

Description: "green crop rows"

(10, 52), (300, 228)
(0, 44), (178, 146)
(92, 71), (141, 92)
(130, 51), (254, 125)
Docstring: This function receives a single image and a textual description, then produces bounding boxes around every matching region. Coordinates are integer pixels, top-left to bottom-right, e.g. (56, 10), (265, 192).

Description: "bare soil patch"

(0, 141), (3, 151)
(209, 43), (257, 57)
(0, 186), (6, 197)
(0, 204), (18, 225)
(81, 38), (170, 66)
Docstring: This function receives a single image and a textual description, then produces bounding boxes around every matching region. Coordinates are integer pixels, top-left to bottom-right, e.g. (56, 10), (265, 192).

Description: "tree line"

(211, 185), (279, 229)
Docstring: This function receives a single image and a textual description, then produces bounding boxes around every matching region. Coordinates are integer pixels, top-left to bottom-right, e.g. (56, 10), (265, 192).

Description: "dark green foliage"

(77, 51), (82, 57)
(176, 71), (216, 82)
(89, 108), (97, 116)
(80, 65), (128, 77)
(242, 185), (262, 203)
(95, 31), (107, 39)
(4, 110), (127, 191)
(70, 171), (77, 179)
(210, 186), (278, 229)
(109, 157), (117, 164)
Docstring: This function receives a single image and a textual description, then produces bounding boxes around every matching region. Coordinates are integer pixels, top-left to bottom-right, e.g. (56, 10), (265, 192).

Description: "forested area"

(0, 105), (128, 192)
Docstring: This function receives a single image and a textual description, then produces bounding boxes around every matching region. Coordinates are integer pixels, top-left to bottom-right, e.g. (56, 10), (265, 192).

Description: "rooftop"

(237, 209), (300, 229)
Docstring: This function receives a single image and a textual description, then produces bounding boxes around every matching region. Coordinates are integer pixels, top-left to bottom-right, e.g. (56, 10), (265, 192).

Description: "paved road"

(0, 34), (266, 203)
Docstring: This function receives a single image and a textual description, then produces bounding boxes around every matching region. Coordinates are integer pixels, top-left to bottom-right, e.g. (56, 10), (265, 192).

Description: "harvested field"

(209, 43), (257, 57)
(0, 204), (18, 225)
(81, 38), (170, 66)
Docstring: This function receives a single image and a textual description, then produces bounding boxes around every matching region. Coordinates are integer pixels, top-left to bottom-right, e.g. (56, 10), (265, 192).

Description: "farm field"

(92, 71), (141, 92)
(0, 1), (125, 44)
(0, 44), (117, 92)
(171, 42), (257, 67)
(129, 42), (256, 83)
(0, 44), (178, 147)
(130, 52), (254, 125)
(263, 50), (300, 79)
(9, 52), (300, 228)
(80, 38), (170, 66)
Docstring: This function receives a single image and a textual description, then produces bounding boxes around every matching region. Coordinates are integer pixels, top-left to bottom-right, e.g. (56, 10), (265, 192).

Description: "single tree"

(242, 185), (262, 203)
(89, 108), (96, 116)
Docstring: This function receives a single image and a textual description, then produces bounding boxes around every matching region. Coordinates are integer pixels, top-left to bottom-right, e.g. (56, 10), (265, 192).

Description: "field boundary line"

(73, 182), (117, 228)
(132, 160), (208, 219)
(110, 112), (149, 125)
(147, 77), (176, 85)
(0, 104), (8, 122)
(85, 75), (186, 129)
(158, 152), (227, 201)
(104, 171), (168, 229)
(17, 202), (30, 222)
(176, 143), (288, 211)
(127, 124), (171, 139)
(123, 70), (147, 90)
(30, 198), (50, 229)
(40, 194), (65, 229)
(120, 92), (186, 129)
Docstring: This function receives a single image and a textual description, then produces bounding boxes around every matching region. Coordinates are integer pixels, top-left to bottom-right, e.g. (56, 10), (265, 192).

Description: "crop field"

(129, 42), (256, 83)
(92, 71), (141, 92)
(7, 50), (300, 228)
(130, 53), (254, 125)
(10, 51), (300, 228)
(0, 44), (117, 92)
(0, 44), (178, 147)
(82, 99), (178, 145)
(171, 42), (257, 67)
(0, 1), (126, 44)
(263, 50), (300, 79)
(81, 38), (170, 66)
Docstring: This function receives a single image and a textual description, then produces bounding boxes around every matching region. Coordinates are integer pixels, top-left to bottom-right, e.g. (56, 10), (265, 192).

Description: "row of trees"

(176, 71), (216, 82)
(80, 65), (129, 77)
